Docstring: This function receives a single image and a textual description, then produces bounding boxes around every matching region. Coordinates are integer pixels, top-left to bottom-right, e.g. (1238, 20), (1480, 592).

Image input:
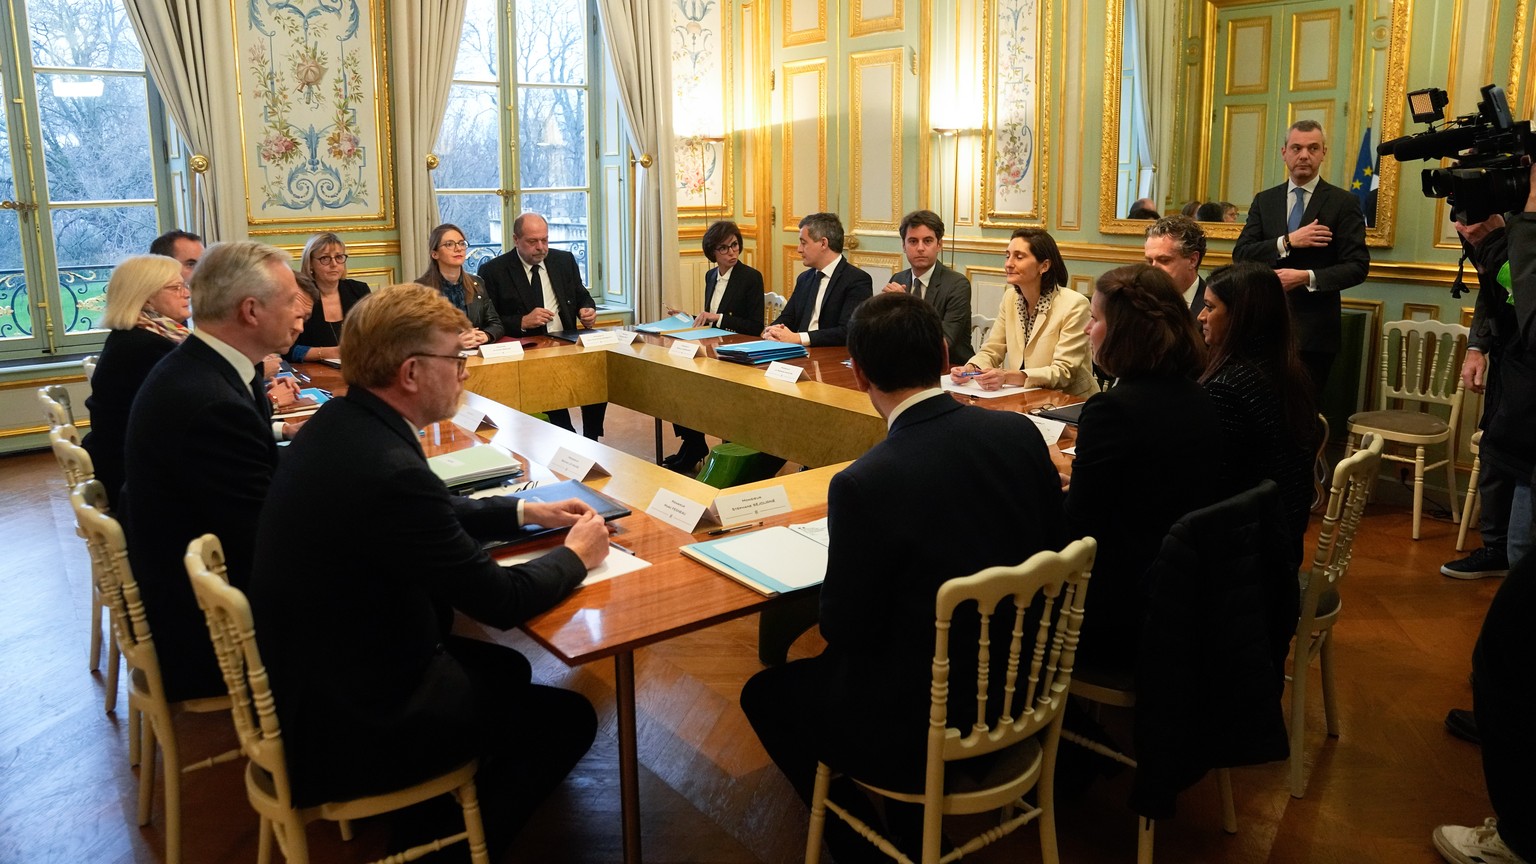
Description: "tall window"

(437, 0), (599, 289)
(0, 0), (176, 359)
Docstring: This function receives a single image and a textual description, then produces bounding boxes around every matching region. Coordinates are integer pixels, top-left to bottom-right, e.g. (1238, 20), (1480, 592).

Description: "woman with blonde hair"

(83, 254), (192, 508)
(415, 223), (503, 347)
(288, 231), (369, 362)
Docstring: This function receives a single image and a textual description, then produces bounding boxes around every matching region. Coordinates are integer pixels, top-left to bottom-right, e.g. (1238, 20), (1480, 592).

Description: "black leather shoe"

(1445, 708), (1480, 745)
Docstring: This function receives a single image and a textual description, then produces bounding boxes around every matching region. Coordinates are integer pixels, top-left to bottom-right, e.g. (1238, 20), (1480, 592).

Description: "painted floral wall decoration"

(240, 0), (384, 221)
(671, 0), (729, 212)
(986, 0), (1041, 219)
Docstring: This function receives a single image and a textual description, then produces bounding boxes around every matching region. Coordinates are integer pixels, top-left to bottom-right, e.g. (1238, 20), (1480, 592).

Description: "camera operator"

(1440, 213), (1532, 582)
(1432, 161), (1536, 864)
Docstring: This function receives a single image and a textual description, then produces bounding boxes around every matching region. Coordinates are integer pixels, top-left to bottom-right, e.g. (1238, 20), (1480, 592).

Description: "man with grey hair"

(122, 240), (307, 702)
(1233, 119), (1369, 393)
(764, 211), (872, 346)
(1144, 215), (1209, 315)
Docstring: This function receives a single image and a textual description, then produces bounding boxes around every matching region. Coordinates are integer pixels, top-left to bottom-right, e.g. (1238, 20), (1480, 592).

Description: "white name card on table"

(1025, 414), (1067, 446)
(611, 330), (638, 346)
(578, 331), (621, 348)
(712, 484), (792, 526)
(669, 340), (702, 359)
(548, 446), (610, 481)
(646, 488), (714, 532)
(450, 404), (488, 432)
(479, 341), (524, 361)
(765, 361), (805, 383)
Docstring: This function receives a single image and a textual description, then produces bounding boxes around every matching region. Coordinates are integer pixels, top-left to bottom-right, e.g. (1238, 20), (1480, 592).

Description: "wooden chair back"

(50, 425), (95, 489)
(38, 384), (74, 428)
(1377, 319), (1468, 413)
(1299, 433), (1383, 635)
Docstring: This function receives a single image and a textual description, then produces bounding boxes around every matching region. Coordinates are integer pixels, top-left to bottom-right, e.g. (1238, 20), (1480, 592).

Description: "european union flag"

(1350, 128), (1376, 223)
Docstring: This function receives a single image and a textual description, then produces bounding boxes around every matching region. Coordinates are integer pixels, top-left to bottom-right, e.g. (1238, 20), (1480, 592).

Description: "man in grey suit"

(1233, 120), (1370, 393)
(1144, 215), (1208, 317)
(884, 209), (974, 365)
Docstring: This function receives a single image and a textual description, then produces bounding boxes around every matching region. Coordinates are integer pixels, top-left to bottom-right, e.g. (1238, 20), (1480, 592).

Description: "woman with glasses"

(1199, 262), (1318, 562)
(82, 254), (192, 509)
(949, 227), (1098, 398)
(1065, 264), (1226, 668)
(664, 220), (765, 472)
(288, 232), (370, 363)
(416, 224), (503, 347)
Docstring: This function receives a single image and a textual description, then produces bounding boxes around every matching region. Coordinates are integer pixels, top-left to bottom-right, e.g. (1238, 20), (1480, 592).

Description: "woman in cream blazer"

(951, 228), (1098, 398)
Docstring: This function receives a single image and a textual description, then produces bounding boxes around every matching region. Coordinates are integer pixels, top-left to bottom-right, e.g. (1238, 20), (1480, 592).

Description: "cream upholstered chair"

(69, 482), (238, 864)
(1346, 319), (1469, 539)
(50, 425), (118, 697)
(1456, 430), (1483, 552)
(764, 291), (787, 323)
(970, 312), (995, 356)
(804, 538), (1095, 864)
(1288, 434), (1383, 798)
(184, 533), (491, 864)
(38, 383), (74, 428)
(83, 354), (99, 382)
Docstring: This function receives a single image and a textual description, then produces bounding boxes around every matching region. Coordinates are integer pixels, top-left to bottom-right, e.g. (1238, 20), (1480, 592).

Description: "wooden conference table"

(297, 329), (1076, 864)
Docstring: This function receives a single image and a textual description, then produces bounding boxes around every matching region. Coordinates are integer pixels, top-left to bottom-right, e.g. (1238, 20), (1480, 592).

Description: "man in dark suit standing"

(1144, 215), (1208, 316)
(121, 241), (306, 702)
(763, 211), (872, 347)
(741, 292), (1065, 862)
(883, 209), (973, 364)
(1233, 119), (1370, 393)
(479, 211), (606, 439)
(250, 284), (607, 857)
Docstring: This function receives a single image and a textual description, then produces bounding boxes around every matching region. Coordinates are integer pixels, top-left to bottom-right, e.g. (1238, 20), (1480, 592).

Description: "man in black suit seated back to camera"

(1232, 119), (1370, 394)
(479, 211), (607, 439)
(741, 291), (1066, 863)
(884, 208), (974, 365)
(121, 240), (307, 702)
(249, 283), (607, 858)
(763, 211), (873, 347)
(1144, 215), (1209, 316)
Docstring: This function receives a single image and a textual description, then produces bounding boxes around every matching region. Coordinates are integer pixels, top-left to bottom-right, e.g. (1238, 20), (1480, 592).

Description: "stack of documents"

(427, 444), (524, 490)
(272, 388), (332, 419)
(680, 518), (828, 595)
(635, 312), (696, 333)
(713, 340), (809, 365)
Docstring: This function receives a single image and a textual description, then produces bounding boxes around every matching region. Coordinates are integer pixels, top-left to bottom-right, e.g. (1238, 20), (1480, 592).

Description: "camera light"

(1408, 88), (1450, 123)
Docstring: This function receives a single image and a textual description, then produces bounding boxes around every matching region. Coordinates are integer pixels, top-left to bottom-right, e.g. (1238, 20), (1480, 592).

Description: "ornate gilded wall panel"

(980, 0), (1050, 226)
(784, 0), (828, 45)
(849, 49), (904, 232)
(781, 59), (828, 229)
(673, 0), (734, 215)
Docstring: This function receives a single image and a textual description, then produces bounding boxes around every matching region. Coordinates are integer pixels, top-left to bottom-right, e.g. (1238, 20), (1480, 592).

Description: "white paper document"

(498, 544), (650, 586)
(702, 527), (826, 591)
(941, 377), (1040, 399)
(1025, 414), (1067, 446)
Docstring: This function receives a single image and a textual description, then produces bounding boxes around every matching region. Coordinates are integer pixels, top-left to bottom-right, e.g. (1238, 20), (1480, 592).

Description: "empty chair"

(764, 291), (787, 323)
(805, 538), (1095, 864)
(38, 384), (74, 428)
(1062, 480), (1295, 864)
(1346, 319), (1469, 539)
(970, 312), (996, 356)
(1288, 433), (1384, 797)
(69, 482), (238, 864)
(50, 425), (117, 692)
(184, 533), (490, 864)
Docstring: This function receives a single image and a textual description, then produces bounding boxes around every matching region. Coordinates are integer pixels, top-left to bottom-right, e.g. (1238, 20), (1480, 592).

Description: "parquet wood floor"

(0, 405), (1495, 863)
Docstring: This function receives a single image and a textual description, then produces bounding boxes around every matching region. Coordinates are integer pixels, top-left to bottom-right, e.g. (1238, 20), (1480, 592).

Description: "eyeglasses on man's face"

(316, 253), (348, 265)
(412, 350), (472, 374)
(436, 239), (470, 251)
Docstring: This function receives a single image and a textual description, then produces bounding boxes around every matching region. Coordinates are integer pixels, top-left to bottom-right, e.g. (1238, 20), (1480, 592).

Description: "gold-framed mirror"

(1098, 0), (1410, 246)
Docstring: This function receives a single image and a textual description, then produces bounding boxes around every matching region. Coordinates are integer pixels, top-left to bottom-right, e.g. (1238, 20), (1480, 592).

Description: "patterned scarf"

(441, 276), (468, 313)
(135, 305), (190, 343)
(1016, 284), (1056, 345)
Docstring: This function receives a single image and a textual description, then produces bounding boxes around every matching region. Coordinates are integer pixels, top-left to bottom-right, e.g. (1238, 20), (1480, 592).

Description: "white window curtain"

(1131, 0), (1176, 209)
(390, 0), (468, 282)
(596, 0), (680, 318)
(122, 0), (246, 240)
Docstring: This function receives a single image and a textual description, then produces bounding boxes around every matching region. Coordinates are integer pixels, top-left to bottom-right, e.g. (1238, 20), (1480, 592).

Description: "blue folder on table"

(714, 340), (809, 365)
(636, 313), (696, 333)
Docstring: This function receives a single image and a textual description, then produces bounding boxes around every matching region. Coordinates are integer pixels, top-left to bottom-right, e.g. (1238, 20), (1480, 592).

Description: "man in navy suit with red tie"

(1233, 120), (1370, 393)
(763, 212), (873, 347)
(479, 212), (607, 439)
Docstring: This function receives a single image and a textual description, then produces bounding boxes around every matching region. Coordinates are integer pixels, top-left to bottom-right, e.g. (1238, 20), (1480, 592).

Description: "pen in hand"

(707, 521), (764, 536)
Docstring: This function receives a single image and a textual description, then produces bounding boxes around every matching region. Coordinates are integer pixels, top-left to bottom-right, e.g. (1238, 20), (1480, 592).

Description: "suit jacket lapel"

(1301, 179), (1331, 224)
(704, 268), (718, 310)
(184, 335), (258, 403)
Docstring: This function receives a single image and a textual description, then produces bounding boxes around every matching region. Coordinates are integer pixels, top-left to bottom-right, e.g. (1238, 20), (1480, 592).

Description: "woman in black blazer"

(665, 220), (766, 471)
(1066, 264), (1228, 669)
(1199, 262), (1318, 565)
(82, 254), (192, 509)
(415, 223), (504, 346)
(288, 231), (370, 363)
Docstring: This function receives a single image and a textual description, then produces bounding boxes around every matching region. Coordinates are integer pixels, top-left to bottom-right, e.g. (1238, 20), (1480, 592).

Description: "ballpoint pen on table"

(707, 521), (764, 536)
(609, 540), (635, 555)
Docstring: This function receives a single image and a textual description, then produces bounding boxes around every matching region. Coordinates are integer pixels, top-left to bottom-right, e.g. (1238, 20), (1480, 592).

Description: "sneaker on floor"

(1434, 818), (1531, 864)
(1441, 548), (1510, 580)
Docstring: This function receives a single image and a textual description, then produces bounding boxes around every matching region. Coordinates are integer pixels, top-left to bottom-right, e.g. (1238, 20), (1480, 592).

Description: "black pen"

(707, 521), (764, 536)
(609, 540), (634, 555)
(279, 360), (311, 384)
